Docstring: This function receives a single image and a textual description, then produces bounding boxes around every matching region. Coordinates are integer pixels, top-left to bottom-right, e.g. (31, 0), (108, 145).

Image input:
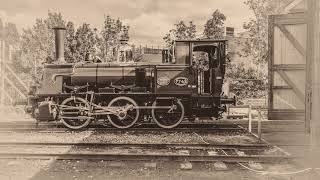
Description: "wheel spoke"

(127, 114), (134, 120)
(151, 100), (184, 129)
(60, 97), (91, 130)
(107, 97), (139, 129)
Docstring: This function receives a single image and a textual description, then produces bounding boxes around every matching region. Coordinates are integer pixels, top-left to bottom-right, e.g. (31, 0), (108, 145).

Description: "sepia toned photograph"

(0, 0), (319, 179)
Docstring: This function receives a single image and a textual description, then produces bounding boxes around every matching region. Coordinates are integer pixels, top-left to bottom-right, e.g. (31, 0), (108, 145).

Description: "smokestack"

(53, 27), (66, 63)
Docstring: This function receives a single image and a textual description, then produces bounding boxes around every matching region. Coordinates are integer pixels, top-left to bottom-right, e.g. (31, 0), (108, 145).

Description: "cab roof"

(175, 39), (227, 43)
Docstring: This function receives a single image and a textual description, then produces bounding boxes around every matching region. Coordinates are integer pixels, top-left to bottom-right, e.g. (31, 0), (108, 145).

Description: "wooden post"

(248, 105), (252, 133)
(0, 40), (5, 107)
(257, 108), (262, 141)
(222, 79), (230, 97)
(308, 0), (320, 146)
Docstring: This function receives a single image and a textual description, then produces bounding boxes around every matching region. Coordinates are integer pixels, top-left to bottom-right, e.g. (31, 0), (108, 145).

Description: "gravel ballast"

(0, 131), (257, 144)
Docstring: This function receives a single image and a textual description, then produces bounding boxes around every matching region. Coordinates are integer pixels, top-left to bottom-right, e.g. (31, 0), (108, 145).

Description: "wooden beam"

(272, 64), (305, 70)
(284, 0), (305, 13)
(289, 9), (307, 14)
(4, 76), (27, 99)
(3, 90), (13, 104)
(274, 13), (307, 25)
(277, 70), (305, 103)
(276, 24), (307, 57)
(272, 86), (292, 89)
(4, 64), (29, 92)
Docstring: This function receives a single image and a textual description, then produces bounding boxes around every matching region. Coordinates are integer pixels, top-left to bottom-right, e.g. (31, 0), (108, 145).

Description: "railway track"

(0, 142), (291, 163)
(0, 123), (247, 133)
(0, 127), (246, 133)
(0, 121), (294, 164)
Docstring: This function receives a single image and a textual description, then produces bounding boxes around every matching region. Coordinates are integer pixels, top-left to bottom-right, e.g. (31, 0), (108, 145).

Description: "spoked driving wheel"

(60, 97), (91, 130)
(151, 99), (185, 129)
(107, 96), (139, 129)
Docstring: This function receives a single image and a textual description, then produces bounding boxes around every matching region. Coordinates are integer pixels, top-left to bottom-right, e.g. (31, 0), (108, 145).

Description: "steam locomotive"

(26, 27), (235, 129)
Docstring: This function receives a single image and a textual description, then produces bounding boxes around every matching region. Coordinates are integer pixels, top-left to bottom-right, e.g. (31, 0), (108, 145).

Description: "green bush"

(226, 62), (267, 102)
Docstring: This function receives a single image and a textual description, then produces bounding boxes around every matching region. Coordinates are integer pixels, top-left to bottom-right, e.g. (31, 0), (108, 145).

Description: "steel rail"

(0, 152), (292, 163)
(0, 141), (291, 163)
(0, 127), (246, 133)
(0, 142), (271, 150)
(0, 122), (242, 128)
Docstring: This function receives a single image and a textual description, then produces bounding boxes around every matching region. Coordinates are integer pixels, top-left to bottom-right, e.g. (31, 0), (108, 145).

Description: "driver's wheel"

(107, 96), (140, 129)
(60, 97), (91, 130)
(151, 99), (185, 129)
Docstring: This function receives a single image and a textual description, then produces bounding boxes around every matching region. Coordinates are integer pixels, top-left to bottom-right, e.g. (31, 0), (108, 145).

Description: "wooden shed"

(268, 0), (319, 133)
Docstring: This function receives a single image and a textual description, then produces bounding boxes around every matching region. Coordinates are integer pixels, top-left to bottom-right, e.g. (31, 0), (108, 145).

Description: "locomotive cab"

(163, 40), (226, 96)
(161, 40), (230, 117)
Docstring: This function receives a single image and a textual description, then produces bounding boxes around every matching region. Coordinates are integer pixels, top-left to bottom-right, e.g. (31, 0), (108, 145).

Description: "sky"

(0, 0), (254, 46)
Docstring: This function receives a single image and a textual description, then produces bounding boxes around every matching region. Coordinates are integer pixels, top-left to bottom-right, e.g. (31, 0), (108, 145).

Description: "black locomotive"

(26, 28), (235, 129)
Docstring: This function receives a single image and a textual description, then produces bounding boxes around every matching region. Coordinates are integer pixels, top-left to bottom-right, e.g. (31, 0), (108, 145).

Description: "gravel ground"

(0, 131), (257, 144)
(0, 159), (52, 180)
(0, 159), (318, 180)
(0, 108), (32, 122)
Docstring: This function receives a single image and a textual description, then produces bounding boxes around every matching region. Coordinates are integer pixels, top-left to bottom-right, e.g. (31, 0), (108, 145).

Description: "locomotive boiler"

(26, 27), (236, 129)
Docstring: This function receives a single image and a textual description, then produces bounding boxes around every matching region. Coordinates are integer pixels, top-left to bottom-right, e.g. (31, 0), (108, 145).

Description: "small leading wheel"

(60, 97), (91, 130)
(107, 96), (139, 129)
(151, 99), (185, 129)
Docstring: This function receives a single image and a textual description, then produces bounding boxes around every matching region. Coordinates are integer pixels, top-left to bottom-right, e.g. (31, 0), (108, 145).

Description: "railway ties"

(0, 122), (294, 171)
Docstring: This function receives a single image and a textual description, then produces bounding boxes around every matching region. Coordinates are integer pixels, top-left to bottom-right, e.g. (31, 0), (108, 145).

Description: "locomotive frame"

(26, 28), (236, 129)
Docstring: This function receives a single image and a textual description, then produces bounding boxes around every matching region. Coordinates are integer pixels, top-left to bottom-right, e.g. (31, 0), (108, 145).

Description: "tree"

(101, 15), (130, 61)
(163, 20), (197, 47)
(226, 0), (287, 100)
(73, 23), (100, 62)
(226, 62), (267, 101)
(20, 12), (67, 79)
(187, 21), (196, 39)
(203, 9), (226, 39)
(121, 25), (130, 41)
(64, 21), (76, 63)
(239, 0), (284, 64)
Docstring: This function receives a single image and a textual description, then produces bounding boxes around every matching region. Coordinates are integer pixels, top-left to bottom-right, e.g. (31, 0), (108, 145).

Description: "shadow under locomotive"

(25, 27), (235, 130)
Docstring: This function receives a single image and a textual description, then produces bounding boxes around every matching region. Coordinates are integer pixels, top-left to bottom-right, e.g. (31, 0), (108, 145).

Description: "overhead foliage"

(163, 9), (227, 46)
(163, 21), (197, 47)
(18, 12), (130, 78)
(225, 0), (289, 100)
(239, 0), (284, 64)
(73, 23), (101, 62)
(203, 9), (226, 39)
(64, 21), (76, 63)
(20, 11), (66, 77)
(101, 15), (130, 61)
